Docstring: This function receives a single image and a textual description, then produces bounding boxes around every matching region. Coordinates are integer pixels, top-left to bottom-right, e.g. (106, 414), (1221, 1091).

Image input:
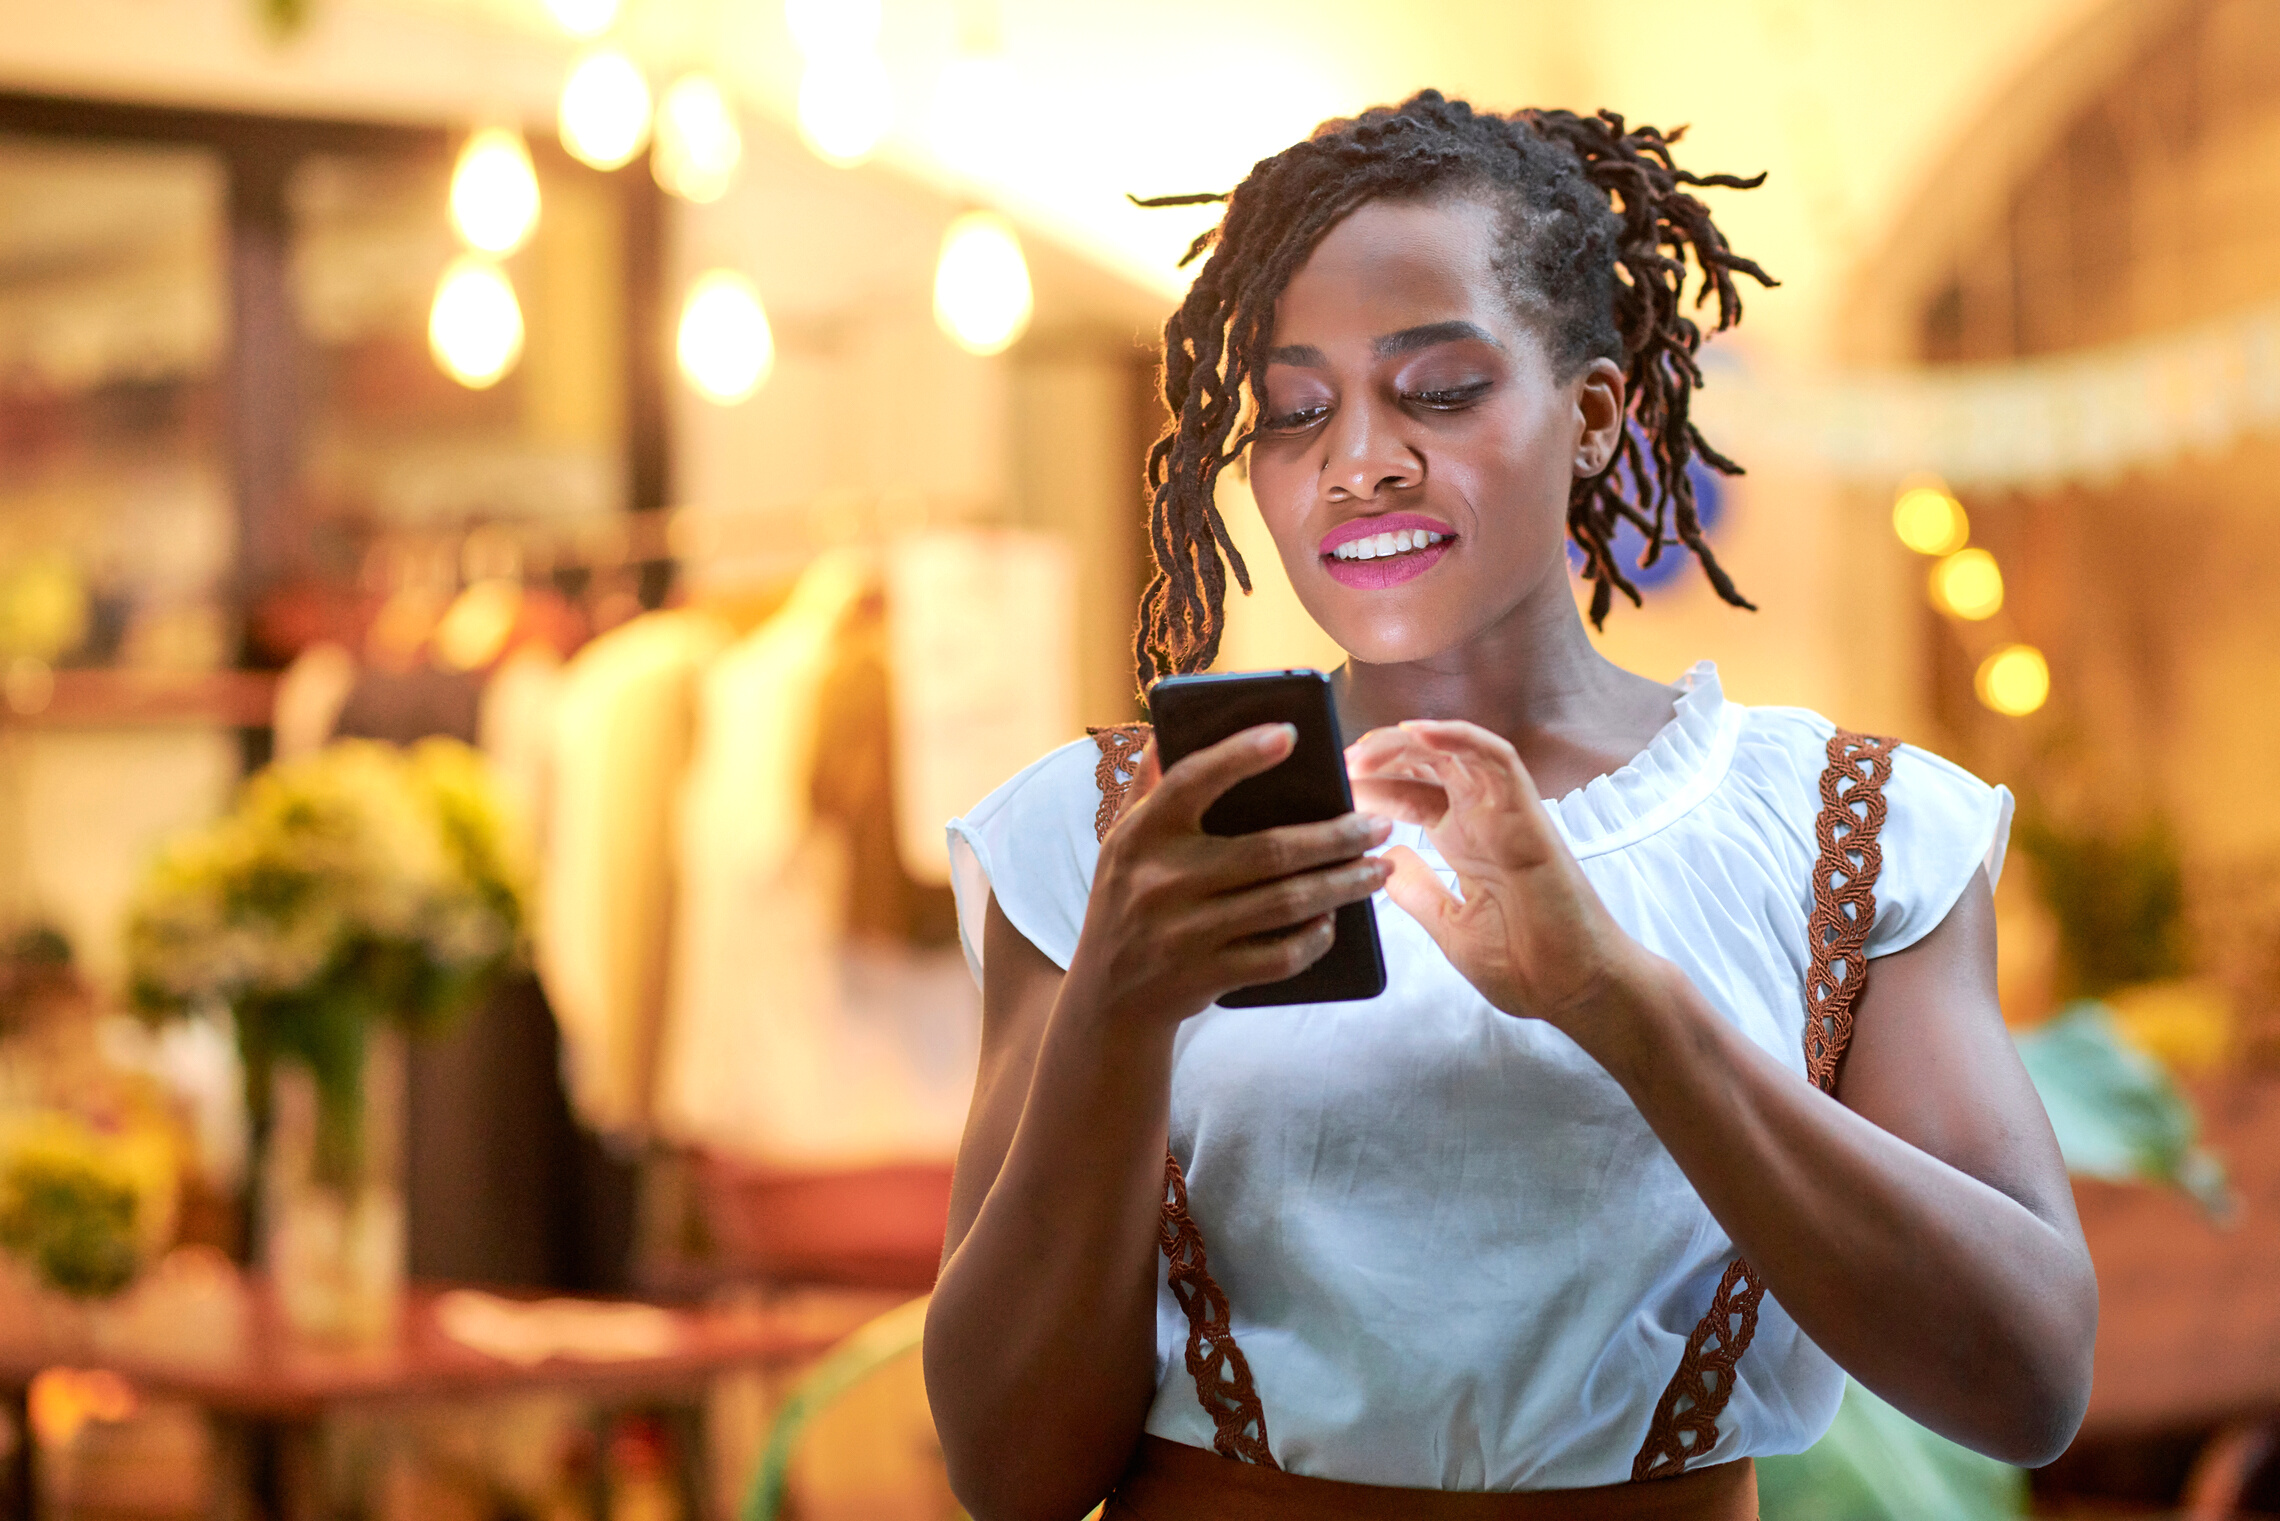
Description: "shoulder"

(945, 735), (1124, 979)
(1738, 705), (2013, 958)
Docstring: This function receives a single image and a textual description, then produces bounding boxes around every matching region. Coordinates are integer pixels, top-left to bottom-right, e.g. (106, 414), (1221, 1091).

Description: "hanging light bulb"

(449, 127), (541, 256)
(677, 270), (774, 404)
(559, 50), (653, 171)
(933, 210), (1031, 356)
(1928, 547), (2004, 621)
(1975, 644), (2050, 716)
(1891, 482), (1968, 556)
(652, 73), (744, 203)
(544, 0), (618, 39)
(429, 255), (525, 389)
(784, 0), (882, 61)
(797, 51), (893, 166)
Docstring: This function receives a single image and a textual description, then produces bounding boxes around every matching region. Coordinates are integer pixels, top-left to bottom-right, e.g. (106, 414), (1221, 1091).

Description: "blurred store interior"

(1, 0), (2279, 1515)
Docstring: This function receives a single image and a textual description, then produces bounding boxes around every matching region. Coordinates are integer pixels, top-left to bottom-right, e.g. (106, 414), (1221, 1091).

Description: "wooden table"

(0, 1279), (892, 1521)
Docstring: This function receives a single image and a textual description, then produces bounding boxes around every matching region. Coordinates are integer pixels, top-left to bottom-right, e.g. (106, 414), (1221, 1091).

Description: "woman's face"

(1246, 195), (1623, 667)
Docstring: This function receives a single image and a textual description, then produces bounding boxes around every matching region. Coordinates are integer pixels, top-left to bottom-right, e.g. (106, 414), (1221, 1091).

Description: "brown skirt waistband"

(1103, 1437), (1758, 1521)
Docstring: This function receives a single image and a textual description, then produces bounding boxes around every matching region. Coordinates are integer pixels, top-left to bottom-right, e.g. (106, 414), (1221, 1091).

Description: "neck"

(1331, 575), (1681, 800)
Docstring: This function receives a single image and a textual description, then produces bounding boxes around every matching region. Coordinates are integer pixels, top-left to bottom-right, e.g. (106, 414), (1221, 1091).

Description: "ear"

(1572, 357), (1626, 477)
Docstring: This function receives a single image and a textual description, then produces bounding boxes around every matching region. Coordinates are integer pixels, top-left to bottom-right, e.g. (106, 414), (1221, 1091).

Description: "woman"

(925, 94), (2096, 1519)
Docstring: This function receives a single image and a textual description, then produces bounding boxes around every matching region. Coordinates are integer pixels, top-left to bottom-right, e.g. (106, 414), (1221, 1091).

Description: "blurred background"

(0, 0), (2276, 1516)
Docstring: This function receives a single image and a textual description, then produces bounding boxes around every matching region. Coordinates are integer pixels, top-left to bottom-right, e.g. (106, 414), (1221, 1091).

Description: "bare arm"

(1351, 722), (2095, 1465)
(924, 728), (1391, 1520)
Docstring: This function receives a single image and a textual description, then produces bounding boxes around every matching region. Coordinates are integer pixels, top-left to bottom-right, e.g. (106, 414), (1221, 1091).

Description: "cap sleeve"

(946, 738), (1105, 983)
(1865, 741), (2015, 959)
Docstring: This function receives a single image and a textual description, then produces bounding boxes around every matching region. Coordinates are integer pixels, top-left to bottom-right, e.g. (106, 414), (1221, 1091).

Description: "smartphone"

(1146, 669), (1387, 1007)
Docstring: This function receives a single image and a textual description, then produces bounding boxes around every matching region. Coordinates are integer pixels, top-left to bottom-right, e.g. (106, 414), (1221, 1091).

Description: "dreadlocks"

(1130, 90), (1776, 691)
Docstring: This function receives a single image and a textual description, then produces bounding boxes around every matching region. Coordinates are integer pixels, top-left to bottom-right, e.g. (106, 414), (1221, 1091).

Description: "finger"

(1145, 723), (1296, 833)
(1185, 812), (1391, 894)
(1210, 856), (1390, 940)
(1218, 913), (1337, 989)
(1345, 726), (1456, 791)
(1128, 739), (1162, 802)
(1348, 775), (1447, 826)
(1396, 720), (1545, 812)
(1380, 843), (1465, 942)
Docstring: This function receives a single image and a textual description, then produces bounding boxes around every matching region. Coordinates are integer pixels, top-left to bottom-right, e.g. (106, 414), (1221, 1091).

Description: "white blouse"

(946, 663), (2012, 1491)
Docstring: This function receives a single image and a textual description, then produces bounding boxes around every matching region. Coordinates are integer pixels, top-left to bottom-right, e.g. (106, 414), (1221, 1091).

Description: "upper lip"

(1317, 512), (1458, 556)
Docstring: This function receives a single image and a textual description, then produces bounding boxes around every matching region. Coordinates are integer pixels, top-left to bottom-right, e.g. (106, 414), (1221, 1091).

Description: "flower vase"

(264, 1027), (404, 1346)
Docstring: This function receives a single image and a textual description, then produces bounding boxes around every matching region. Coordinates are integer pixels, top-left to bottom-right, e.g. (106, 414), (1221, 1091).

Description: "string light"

(1928, 547), (2004, 621)
(449, 127), (540, 256)
(429, 256), (525, 389)
(559, 50), (653, 171)
(543, 0), (618, 39)
(653, 73), (743, 203)
(1976, 644), (2050, 716)
(797, 51), (893, 166)
(933, 210), (1032, 356)
(1892, 482), (1968, 556)
(677, 270), (774, 403)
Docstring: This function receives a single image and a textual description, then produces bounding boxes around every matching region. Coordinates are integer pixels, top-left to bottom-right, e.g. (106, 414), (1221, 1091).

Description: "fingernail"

(1261, 723), (1296, 749)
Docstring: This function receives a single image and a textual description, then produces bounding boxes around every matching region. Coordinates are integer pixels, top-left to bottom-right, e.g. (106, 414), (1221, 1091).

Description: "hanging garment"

(537, 609), (733, 1138)
(655, 549), (977, 1165)
(948, 663), (2013, 1491)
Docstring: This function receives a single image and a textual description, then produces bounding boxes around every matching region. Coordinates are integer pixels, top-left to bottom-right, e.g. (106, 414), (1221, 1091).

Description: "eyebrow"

(1262, 320), (1502, 368)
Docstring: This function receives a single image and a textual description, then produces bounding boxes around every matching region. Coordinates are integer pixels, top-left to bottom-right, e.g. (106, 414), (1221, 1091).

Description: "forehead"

(1268, 195), (1508, 342)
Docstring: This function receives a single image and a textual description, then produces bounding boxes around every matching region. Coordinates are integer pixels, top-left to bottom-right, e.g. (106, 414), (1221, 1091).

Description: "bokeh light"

(559, 50), (653, 171)
(1976, 643), (2050, 716)
(429, 256), (525, 389)
(449, 127), (540, 256)
(1929, 547), (2004, 620)
(933, 211), (1032, 356)
(1893, 483), (1969, 556)
(677, 270), (775, 404)
(798, 52), (893, 167)
(652, 73), (743, 203)
(543, 0), (618, 39)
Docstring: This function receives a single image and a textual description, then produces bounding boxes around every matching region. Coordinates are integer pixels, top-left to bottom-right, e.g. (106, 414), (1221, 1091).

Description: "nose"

(1321, 400), (1421, 501)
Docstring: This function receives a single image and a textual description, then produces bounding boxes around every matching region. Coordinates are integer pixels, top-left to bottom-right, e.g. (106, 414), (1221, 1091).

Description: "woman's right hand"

(1070, 722), (1393, 1030)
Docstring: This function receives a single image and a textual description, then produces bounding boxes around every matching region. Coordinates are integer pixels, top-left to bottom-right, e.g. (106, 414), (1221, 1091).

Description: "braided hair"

(1131, 91), (1775, 691)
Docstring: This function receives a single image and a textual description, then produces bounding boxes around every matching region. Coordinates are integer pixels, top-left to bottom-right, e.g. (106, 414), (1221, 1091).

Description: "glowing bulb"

(429, 255), (524, 389)
(1928, 547), (2004, 621)
(544, 0), (617, 38)
(1892, 484), (1968, 556)
(797, 52), (893, 166)
(559, 50), (652, 171)
(785, 0), (881, 61)
(933, 210), (1032, 356)
(449, 127), (540, 256)
(652, 73), (743, 203)
(1976, 644), (2049, 716)
(677, 270), (774, 403)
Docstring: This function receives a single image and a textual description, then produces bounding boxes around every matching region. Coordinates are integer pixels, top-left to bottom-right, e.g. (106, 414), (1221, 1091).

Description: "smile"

(1317, 512), (1458, 589)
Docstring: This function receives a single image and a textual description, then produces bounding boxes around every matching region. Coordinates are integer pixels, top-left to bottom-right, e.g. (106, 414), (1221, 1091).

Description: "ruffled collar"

(1538, 661), (1742, 860)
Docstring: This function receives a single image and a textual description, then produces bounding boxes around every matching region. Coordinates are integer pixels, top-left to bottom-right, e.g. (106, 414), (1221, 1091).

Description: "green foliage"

(2012, 816), (2187, 998)
(0, 1131), (140, 1299)
(125, 738), (529, 1187)
(1760, 1379), (2026, 1521)
(2015, 1000), (2230, 1214)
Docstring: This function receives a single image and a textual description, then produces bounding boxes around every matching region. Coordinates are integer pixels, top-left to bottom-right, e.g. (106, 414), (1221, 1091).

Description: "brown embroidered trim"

(1089, 723), (1152, 844)
(1632, 728), (1897, 1483)
(1088, 725), (1279, 1470)
(1160, 1151), (1280, 1467)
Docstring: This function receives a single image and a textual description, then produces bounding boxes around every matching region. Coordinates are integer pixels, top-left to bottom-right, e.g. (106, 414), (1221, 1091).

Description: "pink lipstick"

(1319, 512), (1457, 589)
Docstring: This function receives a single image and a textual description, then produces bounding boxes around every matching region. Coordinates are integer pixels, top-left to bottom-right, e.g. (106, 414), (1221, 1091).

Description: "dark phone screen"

(1147, 670), (1387, 1006)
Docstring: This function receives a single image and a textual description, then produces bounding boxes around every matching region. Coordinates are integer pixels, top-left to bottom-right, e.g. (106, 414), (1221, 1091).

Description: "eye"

(1263, 403), (1330, 433)
(1403, 378), (1493, 411)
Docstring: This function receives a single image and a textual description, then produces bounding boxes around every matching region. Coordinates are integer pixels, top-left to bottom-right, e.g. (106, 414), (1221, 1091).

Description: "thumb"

(1381, 844), (1460, 942)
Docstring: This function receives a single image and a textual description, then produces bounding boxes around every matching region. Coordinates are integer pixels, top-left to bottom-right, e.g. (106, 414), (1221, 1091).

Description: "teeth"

(1331, 529), (1447, 561)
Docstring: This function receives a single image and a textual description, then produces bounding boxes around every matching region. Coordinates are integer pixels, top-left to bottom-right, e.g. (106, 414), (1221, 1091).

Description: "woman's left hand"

(1346, 721), (1659, 1043)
